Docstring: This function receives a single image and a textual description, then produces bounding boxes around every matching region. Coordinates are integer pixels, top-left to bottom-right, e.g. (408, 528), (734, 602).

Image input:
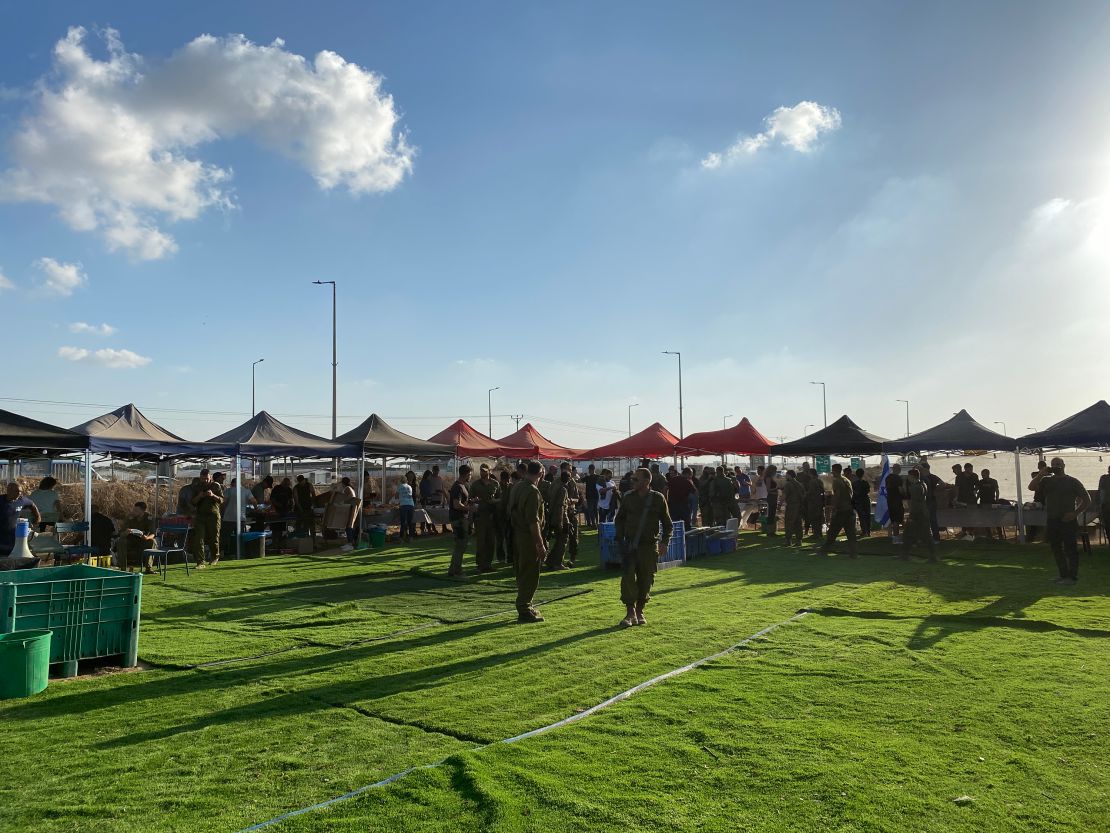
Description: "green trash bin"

(0, 629), (52, 699)
(368, 526), (387, 548)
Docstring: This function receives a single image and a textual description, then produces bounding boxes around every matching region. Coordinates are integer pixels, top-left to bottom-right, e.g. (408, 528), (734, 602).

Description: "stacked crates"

(658, 520), (685, 569)
(598, 522), (620, 568)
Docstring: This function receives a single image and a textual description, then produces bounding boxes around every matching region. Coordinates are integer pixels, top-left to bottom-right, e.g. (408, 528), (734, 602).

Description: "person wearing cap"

(468, 464), (501, 573)
(1029, 457), (1091, 584)
(509, 462), (548, 622)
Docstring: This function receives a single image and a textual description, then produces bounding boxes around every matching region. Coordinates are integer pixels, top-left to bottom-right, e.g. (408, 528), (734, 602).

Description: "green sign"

(849, 457), (863, 471)
(815, 455), (831, 474)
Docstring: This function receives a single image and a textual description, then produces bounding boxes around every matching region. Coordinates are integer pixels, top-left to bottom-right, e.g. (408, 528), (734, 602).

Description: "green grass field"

(2, 529), (1108, 832)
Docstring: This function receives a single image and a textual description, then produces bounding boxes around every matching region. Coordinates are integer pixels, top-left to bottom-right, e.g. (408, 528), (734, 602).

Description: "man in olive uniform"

(781, 470), (806, 546)
(614, 467), (672, 627)
(649, 463), (669, 508)
(709, 466), (735, 527)
(510, 462), (548, 622)
(1029, 457), (1091, 584)
(123, 501), (156, 574)
(545, 469), (572, 570)
(796, 465), (813, 535)
(901, 468), (936, 560)
(805, 471), (825, 539)
(697, 466), (715, 526)
(495, 469), (512, 563)
(560, 462), (581, 562)
(815, 464), (857, 557)
(468, 464), (500, 572)
(190, 468), (224, 567)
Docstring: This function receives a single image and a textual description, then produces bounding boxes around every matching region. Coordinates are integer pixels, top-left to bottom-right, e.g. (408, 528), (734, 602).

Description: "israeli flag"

(875, 454), (891, 527)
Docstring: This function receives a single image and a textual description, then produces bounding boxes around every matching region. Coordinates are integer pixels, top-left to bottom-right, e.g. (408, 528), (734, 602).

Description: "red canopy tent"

(496, 423), (584, 459)
(576, 422), (680, 460)
(427, 419), (532, 458)
(675, 417), (774, 456)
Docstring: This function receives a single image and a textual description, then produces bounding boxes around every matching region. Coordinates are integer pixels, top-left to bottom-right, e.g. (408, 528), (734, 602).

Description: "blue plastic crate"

(598, 522), (617, 541)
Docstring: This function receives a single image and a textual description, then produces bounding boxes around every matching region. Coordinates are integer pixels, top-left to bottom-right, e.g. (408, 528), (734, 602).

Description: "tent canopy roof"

(1018, 400), (1110, 451)
(207, 411), (344, 458)
(69, 403), (205, 457)
(883, 409), (1013, 453)
(0, 409), (89, 454)
(495, 423), (584, 459)
(336, 414), (454, 458)
(774, 415), (888, 456)
(426, 420), (532, 458)
(576, 422), (680, 460)
(675, 417), (774, 456)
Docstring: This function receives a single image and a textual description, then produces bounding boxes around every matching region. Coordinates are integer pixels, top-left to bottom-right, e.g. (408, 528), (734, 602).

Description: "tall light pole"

(251, 358), (264, 416)
(487, 387), (500, 436)
(810, 381), (827, 428)
(312, 280), (337, 439)
(804, 423), (814, 436)
(662, 351), (683, 441)
(721, 414), (733, 466)
(994, 421), (1007, 437)
(627, 402), (639, 437)
(896, 399), (910, 437)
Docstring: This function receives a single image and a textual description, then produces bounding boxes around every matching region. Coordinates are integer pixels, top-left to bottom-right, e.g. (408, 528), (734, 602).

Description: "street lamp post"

(662, 351), (684, 465)
(896, 399), (910, 437)
(810, 381), (827, 428)
(627, 402), (639, 437)
(804, 423), (814, 436)
(311, 280), (338, 439)
(251, 358), (264, 416)
(721, 414), (733, 466)
(487, 387), (500, 436)
(994, 421), (1008, 437)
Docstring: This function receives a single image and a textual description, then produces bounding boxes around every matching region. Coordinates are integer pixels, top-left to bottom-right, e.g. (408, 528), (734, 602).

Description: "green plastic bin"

(368, 526), (387, 548)
(0, 629), (51, 699)
(0, 564), (141, 678)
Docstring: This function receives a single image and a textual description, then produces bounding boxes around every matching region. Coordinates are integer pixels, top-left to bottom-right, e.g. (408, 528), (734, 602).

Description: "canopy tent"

(336, 414), (454, 459)
(0, 409), (89, 453)
(207, 411), (344, 458)
(1018, 400), (1110, 451)
(576, 422), (680, 460)
(675, 417), (774, 456)
(495, 423), (584, 459)
(70, 403), (212, 458)
(773, 415), (888, 456)
(426, 420), (532, 458)
(883, 409), (1014, 453)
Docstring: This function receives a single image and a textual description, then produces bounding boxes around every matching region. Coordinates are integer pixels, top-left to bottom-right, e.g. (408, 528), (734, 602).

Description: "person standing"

(815, 464), (857, 557)
(763, 465), (780, 536)
(781, 470), (806, 546)
(469, 464), (500, 573)
(901, 468), (936, 561)
(190, 468), (224, 567)
(447, 464), (474, 578)
(495, 469), (512, 562)
(545, 469), (572, 570)
(920, 462), (943, 541)
(851, 468), (872, 537)
(428, 465), (450, 534)
(584, 464), (600, 529)
(1099, 465), (1110, 545)
(666, 466), (695, 527)
(30, 476), (63, 527)
(805, 471), (825, 540)
(293, 475), (317, 542)
(176, 477), (201, 518)
(1029, 458), (1091, 585)
(596, 469), (616, 524)
(697, 466), (715, 526)
(561, 462), (581, 562)
(649, 463), (669, 507)
(976, 469), (999, 506)
(886, 463), (905, 540)
(396, 472), (417, 544)
(251, 475), (274, 506)
(709, 466), (735, 527)
(509, 462), (548, 622)
(500, 469), (520, 563)
(613, 467), (672, 627)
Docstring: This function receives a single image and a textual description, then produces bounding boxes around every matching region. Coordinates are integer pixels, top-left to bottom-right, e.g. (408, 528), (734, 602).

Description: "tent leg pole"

(357, 455), (365, 546)
(84, 450), (93, 548)
(1014, 446), (1025, 544)
(236, 454), (243, 559)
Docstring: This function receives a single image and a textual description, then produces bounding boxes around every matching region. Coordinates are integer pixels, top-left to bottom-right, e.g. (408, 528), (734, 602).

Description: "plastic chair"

(724, 518), (739, 534)
(144, 523), (192, 579)
(54, 522), (96, 564)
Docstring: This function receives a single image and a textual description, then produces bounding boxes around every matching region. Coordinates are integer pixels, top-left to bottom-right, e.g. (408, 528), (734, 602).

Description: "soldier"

(560, 462), (581, 562)
(495, 469), (512, 562)
(510, 462), (548, 622)
(764, 465), (780, 536)
(468, 464), (500, 572)
(1029, 457), (1091, 584)
(545, 468), (572, 570)
(886, 463), (905, 540)
(697, 466), (715, 526)
(805, 470), (826, 539)
(781, 470), (806, 546)
(709, 466), (735, 527)
(123, 501), (156, 574)
(901, 468), (936, 561)
(797, 464), (813, 535)
(190, 468), (224, 567)
(815, 463), (857, 557)
(447, 464), (475, 578)
(614, 467), (672, 627)
(649, 463), (669, 503)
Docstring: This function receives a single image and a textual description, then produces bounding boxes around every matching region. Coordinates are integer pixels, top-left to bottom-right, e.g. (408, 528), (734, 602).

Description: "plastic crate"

(598, 522), (616, 541)
(600, 536), (621, 568)
(0, 564), (141, 677)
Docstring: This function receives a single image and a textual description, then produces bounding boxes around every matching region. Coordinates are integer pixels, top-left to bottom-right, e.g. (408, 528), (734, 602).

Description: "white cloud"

(69, 321), (117, 336)
(1, 27), (414, 259)
(701, 101), (841, 169)
(58, 346), (151, 368)
(0, 267), (13, 290)
(34, 257), (86, 295)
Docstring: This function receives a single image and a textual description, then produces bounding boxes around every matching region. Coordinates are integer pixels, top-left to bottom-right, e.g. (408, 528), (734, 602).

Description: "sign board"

(749, 455), (767, 469)
(815, 455), (831, 474)
(849, 457), (863, 472)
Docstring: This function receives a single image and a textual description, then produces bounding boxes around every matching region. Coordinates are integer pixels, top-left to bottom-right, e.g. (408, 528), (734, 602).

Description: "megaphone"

(10, 519), (34, 560)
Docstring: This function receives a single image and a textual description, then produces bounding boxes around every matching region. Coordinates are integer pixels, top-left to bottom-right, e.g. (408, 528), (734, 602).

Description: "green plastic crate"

(0, 565), (141, 678)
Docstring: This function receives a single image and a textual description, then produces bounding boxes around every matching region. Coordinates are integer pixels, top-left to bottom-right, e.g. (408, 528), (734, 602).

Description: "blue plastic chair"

(144, 523), (193, 579)
(54, 522), (97, 564)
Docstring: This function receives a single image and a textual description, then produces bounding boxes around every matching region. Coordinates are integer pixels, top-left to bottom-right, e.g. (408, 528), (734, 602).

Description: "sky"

(1, 1), (1109, 450)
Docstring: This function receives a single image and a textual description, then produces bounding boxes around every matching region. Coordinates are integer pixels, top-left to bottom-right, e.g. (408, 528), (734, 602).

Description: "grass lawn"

(1, 529), (1108, 832)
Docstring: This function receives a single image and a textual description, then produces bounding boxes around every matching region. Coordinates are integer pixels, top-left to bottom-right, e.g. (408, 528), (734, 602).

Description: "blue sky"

(1, 2), (1109, 448)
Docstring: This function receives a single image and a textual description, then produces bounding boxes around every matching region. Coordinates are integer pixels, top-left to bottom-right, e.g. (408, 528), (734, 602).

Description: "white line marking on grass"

(234, 608), (811, 832)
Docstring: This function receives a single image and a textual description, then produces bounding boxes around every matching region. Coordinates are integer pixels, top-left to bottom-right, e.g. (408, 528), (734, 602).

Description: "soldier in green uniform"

(781, 470), (806, 546)
(1029, 457), (1091, 583)
(901, 468), (936, 561)
(697, 466), (715, 526)
(545, 470), (571, 569)
(495, 469), (512, 563)
(510, 462), (548, 622)
(560, 462), (581, 563)
(469, 464), (501, 572)
(190, 468), (224, 567)
(614, 467), (672, 627)
(649, 463), (669, 504)
(805, 471), (825, 539)
(796, 464), (813, 535)
(815, 464), (857, 557)
(123, 501), (156, 574)
(709, 466), (735, 527)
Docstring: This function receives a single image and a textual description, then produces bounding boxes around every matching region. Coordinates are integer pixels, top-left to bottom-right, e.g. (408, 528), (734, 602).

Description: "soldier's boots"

(517, 606), (544, 624)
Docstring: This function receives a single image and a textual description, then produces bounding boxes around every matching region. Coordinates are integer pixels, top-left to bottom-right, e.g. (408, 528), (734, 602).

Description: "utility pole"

(487, 387), (500, 436)
(251, 358), (264, 416)
(512, 414), (524, 431)
(810, 381), (827, 428)
(896, 399), (910, 437)
(312, 280), (337, 439)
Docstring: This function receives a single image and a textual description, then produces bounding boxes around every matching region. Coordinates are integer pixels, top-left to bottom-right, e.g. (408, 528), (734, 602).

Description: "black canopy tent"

(1018, 400), (1110, 451)
(773, 415), (888, 457)
(0, 409), (89, 454)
